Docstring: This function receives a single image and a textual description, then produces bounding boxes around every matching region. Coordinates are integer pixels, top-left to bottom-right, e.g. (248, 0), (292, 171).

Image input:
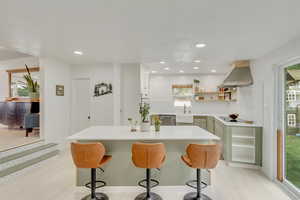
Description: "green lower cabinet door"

(214, 120), (225, 157)
(207, 117), (215, 133)
(193, 116), (207, 130)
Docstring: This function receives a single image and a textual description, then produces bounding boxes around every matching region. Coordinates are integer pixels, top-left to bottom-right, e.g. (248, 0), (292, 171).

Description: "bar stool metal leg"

(135, 169), (162, 200)
(183, 169), (212, 200)
(82, 168), (109, 200)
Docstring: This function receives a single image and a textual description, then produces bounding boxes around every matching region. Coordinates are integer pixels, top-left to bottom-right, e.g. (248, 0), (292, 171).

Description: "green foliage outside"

(286, 135), (300, 188)
(17, 86), (30, 97)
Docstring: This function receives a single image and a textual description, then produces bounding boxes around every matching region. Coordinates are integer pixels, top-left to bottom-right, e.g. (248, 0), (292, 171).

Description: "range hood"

(220, 60), (253, 88)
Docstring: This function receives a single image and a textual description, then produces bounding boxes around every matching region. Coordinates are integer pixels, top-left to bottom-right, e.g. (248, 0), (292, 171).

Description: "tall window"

(172, 84), (193, 108)
(284, 64), (300, 189)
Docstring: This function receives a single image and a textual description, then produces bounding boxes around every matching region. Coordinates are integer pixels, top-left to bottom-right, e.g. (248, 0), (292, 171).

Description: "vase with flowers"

(153, 116), (161, 132)
(139, 102), (150, 132)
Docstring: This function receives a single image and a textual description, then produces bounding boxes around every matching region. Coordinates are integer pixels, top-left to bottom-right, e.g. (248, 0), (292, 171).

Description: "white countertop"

(67, 126), (220, 141)
(151, 113), (262, 127)
(213, 116), (261, 127)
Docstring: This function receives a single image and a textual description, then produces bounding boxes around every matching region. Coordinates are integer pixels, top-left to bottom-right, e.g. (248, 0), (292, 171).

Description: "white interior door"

(71, 78), (91, 134)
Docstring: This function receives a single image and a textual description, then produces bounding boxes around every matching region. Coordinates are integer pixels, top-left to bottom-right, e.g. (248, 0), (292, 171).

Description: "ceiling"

(0, 48), (31, 61)
(0, 0), (300, 74)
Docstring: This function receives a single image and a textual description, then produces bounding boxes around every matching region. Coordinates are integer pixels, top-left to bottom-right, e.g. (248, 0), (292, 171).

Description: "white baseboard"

(226, 161), (262, 169)
(275, 180), (300, 200)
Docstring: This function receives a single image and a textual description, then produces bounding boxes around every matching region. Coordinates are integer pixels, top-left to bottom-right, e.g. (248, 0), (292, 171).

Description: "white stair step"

(0, 143), (59, 177)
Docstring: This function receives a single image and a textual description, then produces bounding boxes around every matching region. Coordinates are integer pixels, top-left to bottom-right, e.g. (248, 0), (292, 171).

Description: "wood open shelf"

(194, 99), (237, 102)
(194, 88), (237, 102)
(195, 91), (219, 95)
(5, 97), (40, 102)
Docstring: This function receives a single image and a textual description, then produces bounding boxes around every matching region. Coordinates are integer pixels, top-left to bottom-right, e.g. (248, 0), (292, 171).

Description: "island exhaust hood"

(220, 60), (253, 88)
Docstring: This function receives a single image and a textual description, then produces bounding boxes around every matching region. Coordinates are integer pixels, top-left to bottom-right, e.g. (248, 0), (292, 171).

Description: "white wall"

(121, 63), (141, 124)
(149, 74), (253, 118)
(0, 56), (39, 100)
(140, 64), (150, 96)
(71, 63), (141, 128)
(113, 63), (121, 125)
(71, 64), (114, 129)
(252, 36), (300, 179)
(40, 58), (71, 146)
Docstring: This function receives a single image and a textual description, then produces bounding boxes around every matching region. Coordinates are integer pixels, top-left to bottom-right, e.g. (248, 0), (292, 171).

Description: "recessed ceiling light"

(193, 67), (199, 70)
(73, 50), (83, 55)
(211, 69), (216, 73)
(195, 43), (206, 48)
(194, 60), (201, 63)
(160, 61), (166, 64)
(179, 70), (184, 73)
(164, 67), (170, 70)
(151, 70), (157, 73)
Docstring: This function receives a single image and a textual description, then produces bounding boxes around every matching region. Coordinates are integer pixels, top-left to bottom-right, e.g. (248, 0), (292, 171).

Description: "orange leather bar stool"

(132, 142), (166, 200)
(181, 144), (220, 200)
(71, 142), (112, 200)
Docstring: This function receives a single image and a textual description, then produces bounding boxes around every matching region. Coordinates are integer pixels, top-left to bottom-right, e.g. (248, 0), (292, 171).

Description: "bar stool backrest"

(132, 143), (166, 169)
(186, 143), (220, 169)
(71, 142), (105, 168)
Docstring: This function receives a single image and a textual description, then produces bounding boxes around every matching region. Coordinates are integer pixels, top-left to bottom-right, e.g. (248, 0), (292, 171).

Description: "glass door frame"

(275, 56), (300, 199)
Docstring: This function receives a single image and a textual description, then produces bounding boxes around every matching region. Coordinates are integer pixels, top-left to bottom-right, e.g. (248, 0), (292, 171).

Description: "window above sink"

(172, 84), (193, 97)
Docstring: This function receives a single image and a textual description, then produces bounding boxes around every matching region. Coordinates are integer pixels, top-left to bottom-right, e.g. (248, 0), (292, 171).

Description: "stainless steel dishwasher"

(157, 115), (176, 126)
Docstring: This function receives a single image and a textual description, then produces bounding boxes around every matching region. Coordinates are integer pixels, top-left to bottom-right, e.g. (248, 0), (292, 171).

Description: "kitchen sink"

(176, 114), (194, 123)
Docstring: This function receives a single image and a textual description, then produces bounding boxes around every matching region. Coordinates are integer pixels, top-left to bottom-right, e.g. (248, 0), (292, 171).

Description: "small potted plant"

(153, 116), (161, 132)
(194, 79), (200, 93)
(139, 102), (150, 132)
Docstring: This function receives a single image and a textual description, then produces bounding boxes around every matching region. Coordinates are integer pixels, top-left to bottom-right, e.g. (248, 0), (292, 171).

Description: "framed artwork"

(94, 82), (112, 97)
(56, 85), (64, 96)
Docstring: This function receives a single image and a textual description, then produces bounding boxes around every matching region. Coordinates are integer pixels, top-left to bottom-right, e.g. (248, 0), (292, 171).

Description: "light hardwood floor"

(0, 148), (291, 200)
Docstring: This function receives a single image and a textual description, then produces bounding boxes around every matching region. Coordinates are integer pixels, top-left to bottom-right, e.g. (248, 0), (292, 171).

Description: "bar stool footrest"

(185, 180), (208, 190)
(81, 192), (109, 200)
(135, 192), (163, 200)
(183, 192), (213, 200)
(138, 178), (159, 189)
(85, 180), (106, 189)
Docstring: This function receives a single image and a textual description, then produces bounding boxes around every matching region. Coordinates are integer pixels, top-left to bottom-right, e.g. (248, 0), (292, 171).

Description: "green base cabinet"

(193, 115), (215, 134)
(214, 119), (226, 156)
(221, 124), (262, 166)
(193, 116), (207, 130)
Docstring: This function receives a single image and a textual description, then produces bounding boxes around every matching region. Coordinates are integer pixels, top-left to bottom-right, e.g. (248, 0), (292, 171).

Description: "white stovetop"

(67, 126), (220, 141)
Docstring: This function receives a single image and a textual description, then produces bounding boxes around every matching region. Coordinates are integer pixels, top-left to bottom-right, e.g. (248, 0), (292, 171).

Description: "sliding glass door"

(284, 63), (300, 191)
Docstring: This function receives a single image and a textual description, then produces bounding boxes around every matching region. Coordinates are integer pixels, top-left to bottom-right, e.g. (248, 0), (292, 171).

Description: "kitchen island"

(68, 125), (219, 186)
